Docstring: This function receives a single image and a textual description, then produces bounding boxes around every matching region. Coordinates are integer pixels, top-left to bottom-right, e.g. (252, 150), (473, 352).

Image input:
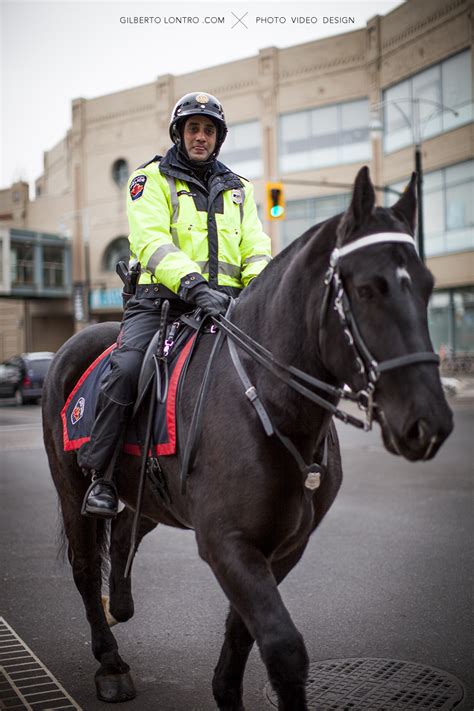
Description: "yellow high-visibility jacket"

(127, 148), (272, 295)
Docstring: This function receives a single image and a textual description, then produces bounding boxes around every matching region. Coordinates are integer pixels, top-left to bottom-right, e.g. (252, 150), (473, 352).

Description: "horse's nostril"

(407, 418), (429, 443)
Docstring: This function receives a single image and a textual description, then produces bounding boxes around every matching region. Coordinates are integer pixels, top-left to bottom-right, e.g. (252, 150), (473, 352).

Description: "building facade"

(0, 0), (472, 359)
(0, 227), (72, 359)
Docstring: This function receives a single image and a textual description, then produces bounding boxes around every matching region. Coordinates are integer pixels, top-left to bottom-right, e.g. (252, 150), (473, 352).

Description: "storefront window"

(428, 287), (474, 355)
(453, 289), (474, 353)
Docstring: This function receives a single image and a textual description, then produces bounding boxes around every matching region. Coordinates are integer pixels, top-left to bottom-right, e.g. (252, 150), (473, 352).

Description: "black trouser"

(77, 294), (189, 473)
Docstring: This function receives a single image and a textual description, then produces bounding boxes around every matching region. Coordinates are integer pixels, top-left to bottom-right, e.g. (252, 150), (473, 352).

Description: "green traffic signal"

(270, 204), (285, 218)
(267, 185), (285, 220)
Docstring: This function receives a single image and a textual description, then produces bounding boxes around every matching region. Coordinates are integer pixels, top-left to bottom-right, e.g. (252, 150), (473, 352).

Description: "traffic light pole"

(415, 144), (425, 263)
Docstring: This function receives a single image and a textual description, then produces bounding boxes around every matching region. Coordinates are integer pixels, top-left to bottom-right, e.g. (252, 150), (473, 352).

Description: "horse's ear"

(347, 166), (376, 227)
(391, 172), (417, 235)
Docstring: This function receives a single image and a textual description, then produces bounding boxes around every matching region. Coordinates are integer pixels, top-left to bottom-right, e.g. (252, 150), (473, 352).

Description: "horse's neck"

(232, 223), (338, 436)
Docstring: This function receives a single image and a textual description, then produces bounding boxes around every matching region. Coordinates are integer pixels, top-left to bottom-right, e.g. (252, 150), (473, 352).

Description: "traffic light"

(266, 182), (285, 220)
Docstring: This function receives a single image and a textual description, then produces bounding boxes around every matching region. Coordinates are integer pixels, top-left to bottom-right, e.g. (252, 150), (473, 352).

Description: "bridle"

(218, 232), (439, 428)
(318, 231), (440, 427)
(180, 232), (440, 493)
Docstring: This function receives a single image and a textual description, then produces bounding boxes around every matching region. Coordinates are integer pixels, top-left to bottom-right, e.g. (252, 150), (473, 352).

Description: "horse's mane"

(237, 212), (343, 306)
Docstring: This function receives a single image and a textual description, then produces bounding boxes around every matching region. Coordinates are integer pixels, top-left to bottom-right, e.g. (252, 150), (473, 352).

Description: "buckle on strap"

(245, 385), (258, 402)
(304, 464), (322, 490)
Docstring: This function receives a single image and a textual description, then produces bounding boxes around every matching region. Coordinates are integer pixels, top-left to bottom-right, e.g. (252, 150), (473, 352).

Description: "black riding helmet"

(169, 92), (228, 158)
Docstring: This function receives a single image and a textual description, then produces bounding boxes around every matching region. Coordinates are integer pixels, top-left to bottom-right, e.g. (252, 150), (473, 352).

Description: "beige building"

(0, 0), (472, 359)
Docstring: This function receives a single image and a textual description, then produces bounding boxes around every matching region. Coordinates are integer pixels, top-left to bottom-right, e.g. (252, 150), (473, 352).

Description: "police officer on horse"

(78, 91), (272, 518)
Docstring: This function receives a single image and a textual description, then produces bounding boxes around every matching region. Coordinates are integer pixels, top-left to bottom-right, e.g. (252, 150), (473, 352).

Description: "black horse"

(42, 167), (452, 710)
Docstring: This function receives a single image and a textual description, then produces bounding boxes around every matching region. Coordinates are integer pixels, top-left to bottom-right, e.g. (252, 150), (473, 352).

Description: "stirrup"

(81, 474), (119, 518)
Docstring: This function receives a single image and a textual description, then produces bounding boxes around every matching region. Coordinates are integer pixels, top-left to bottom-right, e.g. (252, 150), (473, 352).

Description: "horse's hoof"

(101, 595), (119, 627)
(95, 671), (136, 702)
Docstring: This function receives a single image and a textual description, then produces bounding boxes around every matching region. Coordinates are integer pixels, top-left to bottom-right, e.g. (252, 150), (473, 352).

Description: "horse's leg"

(210, 436), (342, 711)
(212, 544), (310, 711)
(212, 606), (253, 711)
(200, 534), (309, 711)
(107, 508), (158, 624)
(56, 467), (135, 702)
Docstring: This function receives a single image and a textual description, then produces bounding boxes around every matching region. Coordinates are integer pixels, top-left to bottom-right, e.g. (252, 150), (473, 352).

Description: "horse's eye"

(356, 285), (374, 301)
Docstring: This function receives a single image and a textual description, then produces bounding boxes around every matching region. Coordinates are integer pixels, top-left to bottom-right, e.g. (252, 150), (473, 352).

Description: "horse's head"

(319, 166), (453, 461)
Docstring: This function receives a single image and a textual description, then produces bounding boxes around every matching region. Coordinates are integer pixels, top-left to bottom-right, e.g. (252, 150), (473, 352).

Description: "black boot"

(81, 474), (119, 519)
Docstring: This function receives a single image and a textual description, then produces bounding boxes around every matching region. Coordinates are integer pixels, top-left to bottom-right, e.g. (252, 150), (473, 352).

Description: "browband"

(331, 232), (415, 266)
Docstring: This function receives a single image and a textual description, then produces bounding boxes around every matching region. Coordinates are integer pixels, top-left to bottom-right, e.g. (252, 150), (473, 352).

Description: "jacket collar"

(159, 145), (240, 191)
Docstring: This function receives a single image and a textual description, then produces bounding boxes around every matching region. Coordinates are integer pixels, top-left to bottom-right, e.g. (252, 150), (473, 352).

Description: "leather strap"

(179, 309), (229, 494)
(227, 320), (329, 485)
(377, 351), (440, 373)
(227, 336), (274, 436)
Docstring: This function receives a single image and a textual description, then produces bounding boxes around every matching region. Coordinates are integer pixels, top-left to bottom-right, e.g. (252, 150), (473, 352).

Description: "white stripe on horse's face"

(396, 266), (411, 285)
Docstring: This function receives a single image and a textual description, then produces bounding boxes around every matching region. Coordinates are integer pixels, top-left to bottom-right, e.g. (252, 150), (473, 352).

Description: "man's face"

(183, 116), (217, 161)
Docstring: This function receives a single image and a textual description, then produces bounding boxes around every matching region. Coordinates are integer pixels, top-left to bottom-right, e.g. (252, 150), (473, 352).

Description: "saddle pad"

(61, 334), (195, 456)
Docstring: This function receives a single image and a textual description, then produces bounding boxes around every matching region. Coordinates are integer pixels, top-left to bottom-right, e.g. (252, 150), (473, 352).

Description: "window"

(383, 50), (472, 153)
(388, 161), (474, 257)
(102, 237), (129, 272)
(42, 246), (64, 287)
(112, 159), (129, 188)
(428, 287), (474, 354)
(11, 242), (34, 286)
(280, 194), (351, 249)
(279, 99), (370, 173)
(219, 121), (262, 179)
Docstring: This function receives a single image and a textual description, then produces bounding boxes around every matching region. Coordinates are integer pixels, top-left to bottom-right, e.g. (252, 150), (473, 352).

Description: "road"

(0, 396), (472, 711)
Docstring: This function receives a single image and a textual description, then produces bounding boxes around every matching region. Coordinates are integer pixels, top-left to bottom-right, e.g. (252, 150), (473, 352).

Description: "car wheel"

(14, 388), (25, 405)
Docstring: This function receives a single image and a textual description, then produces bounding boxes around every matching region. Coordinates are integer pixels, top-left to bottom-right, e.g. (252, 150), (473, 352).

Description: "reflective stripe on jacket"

(127, 154), (272, 293)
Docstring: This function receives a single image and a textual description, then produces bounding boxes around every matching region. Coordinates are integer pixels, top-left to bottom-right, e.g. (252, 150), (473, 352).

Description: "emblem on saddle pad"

(71, 397), (85, 425)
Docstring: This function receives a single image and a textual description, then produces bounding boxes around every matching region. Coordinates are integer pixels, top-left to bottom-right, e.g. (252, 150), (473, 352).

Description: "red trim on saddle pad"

(61, 344), (116, 452)
(122, 334), (195, 456)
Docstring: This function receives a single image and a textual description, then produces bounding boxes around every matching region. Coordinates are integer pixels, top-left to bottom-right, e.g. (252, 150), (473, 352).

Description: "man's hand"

(188, 284), (230, 316)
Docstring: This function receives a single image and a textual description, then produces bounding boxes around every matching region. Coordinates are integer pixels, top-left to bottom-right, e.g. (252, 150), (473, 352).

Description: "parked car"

(0, 352), (54, 404)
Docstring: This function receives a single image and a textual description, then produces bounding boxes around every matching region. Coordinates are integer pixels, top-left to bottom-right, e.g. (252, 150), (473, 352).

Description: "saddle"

(62, 313), (202, 458)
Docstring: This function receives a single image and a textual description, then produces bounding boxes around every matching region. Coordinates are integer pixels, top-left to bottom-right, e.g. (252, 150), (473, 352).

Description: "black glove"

(188, 283), (230, 316)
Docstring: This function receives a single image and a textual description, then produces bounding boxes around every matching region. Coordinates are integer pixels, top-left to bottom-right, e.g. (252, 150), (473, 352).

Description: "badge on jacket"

(232, 189), (243, 205)
(130, 175), (147, 201)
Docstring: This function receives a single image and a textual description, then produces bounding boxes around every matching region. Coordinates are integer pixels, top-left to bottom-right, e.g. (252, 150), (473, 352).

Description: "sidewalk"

(442, 375), (474, 399)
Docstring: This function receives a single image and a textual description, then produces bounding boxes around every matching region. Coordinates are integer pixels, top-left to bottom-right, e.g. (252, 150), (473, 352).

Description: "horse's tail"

(55, 499), (111, 582)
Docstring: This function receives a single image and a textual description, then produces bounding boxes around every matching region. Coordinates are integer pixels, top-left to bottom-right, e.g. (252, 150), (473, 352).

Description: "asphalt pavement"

(0, 392), (472, 711)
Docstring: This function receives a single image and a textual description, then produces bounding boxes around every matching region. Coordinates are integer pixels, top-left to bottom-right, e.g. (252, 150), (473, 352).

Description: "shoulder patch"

(130, 174), (147, 201)
(232, 188), (243, 204)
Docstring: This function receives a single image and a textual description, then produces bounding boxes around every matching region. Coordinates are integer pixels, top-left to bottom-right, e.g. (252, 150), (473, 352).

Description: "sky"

(1, 0), (402, 191)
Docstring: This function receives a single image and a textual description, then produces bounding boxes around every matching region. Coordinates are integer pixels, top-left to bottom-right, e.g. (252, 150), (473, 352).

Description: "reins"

(182, 233), (439, 496)
(190, 232), (440, 492)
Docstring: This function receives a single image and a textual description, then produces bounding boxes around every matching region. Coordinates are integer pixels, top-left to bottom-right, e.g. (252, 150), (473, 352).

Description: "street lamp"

(369, 98), (458, 263)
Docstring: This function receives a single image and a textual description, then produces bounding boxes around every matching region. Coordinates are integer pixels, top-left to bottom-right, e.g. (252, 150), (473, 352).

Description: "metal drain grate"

(264, 657), (465, 710)
(0, 617), (81, 710)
